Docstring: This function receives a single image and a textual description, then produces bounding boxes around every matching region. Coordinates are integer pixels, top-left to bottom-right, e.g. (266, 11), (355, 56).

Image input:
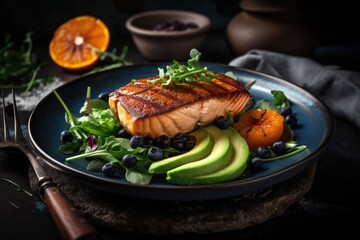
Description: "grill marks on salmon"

(109, 72), (251, 139)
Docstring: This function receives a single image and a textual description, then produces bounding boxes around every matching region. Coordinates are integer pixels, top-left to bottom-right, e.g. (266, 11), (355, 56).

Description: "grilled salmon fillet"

(109, 72), (251, 139)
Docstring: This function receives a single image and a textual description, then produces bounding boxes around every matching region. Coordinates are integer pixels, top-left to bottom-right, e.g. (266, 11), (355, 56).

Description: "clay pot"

(226, 0), (317, 56)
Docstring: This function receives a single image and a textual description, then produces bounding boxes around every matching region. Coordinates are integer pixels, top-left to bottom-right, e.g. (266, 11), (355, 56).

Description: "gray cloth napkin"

(229, 50), (360, 130)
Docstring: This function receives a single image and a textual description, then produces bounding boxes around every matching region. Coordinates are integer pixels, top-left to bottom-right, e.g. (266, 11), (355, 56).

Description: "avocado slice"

(166, 125), (234, 184)
(178, 127), (249, 185)
(148, 128), (214, 174)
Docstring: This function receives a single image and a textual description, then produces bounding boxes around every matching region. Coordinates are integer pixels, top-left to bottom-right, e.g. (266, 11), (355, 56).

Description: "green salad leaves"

(53, 87), (178, 185)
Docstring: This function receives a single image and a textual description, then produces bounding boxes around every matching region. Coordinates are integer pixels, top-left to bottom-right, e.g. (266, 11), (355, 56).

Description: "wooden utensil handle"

(43, 185), (99, 240)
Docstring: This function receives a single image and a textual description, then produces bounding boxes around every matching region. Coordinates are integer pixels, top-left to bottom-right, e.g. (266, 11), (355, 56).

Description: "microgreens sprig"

(83, 46), (133, 76)
(148, 49), (217, 86)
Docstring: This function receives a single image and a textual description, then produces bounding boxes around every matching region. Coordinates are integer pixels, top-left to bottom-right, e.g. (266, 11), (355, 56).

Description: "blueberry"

(173, 133), (188, 142)
(144, 137), (154, 147)
(148, 146), (164, 161)
(256, 146), (272, 159)
(156, 135), (170, 148)
(272, 141), (286, 155)
(184, 140), (196, 151)
(130, 135), (145, 148)
(249, 157), (263, 171)
(171, 139), (185, 151)
(60, 130), (73, 143)
(284, 114), (298, 128)
(280, 107), (292, 117)
(98, 92), (109, 102)
(115, 127), (132, 139)
(122, 154), (137, 167)
(102, 163), (116, 177)
(215, 116), (230, 129)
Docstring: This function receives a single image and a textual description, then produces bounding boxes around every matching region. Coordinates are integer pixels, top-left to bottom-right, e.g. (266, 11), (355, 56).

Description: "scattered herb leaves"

(0, 176), (33, 197)
(0, 32), (55, 95)
(83, 46), (133, 76)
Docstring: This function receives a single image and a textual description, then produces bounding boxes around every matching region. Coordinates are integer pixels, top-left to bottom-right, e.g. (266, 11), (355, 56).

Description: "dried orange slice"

(49, 15), (110, 71)
(233, 109), (284, 150)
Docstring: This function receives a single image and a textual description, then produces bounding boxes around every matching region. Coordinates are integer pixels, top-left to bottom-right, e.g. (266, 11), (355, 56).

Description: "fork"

(1, 89), (99, 240)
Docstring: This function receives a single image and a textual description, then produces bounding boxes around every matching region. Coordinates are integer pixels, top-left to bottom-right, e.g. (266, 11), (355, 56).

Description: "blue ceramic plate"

(28, 63), (335, 201)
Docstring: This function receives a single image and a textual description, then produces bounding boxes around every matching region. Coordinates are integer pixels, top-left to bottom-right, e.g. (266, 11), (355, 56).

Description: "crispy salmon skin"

(109, 72), (251, 139)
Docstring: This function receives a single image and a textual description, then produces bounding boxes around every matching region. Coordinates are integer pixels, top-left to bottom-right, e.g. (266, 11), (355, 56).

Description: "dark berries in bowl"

(152, 20), (198, 31)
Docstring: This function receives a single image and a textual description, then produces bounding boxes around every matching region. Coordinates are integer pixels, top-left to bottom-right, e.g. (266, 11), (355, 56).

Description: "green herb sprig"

(0, 32), (54, 95)
(83, 46), (133, 76)
(148, 49), (217, 86)
(254, 90), (291, 111)
(0, 176), (33, 197)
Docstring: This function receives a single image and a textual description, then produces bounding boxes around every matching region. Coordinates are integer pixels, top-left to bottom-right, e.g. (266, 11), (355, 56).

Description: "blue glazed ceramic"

(28, 63), (335, 201)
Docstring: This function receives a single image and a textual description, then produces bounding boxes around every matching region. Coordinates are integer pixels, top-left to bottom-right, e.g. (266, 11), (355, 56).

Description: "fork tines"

(1, 89), (25, 142)
(1, 89), (10, 142)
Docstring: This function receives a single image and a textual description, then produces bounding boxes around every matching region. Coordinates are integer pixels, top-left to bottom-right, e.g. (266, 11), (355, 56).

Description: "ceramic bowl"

(125, 10), (211, 61)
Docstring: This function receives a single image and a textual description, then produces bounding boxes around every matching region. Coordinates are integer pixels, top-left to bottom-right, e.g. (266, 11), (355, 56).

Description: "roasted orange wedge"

(233, 109), (284, 150)
(49, 15), (110, 71)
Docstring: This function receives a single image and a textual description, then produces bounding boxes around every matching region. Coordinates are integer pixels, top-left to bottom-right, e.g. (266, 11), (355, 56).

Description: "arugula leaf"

(53, 89), (85, 140)
(254, 90), (290, 111)
(87, 159), (107, 172)
(0, 33), (35, 81)
(261, 144), (307, 162)
(55, 87), (156, 184)
(83, 46), (133, 76)
(0, 32), (55, 93)
(54, 88), (121, 154)
(66, 135), (154, 184)
(59, 139), (83, 154)
(66, 136), (133, 163)
(271, 90), (290, 109)
(125, 170), (152, 185)
(147, 48), (217, 86)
